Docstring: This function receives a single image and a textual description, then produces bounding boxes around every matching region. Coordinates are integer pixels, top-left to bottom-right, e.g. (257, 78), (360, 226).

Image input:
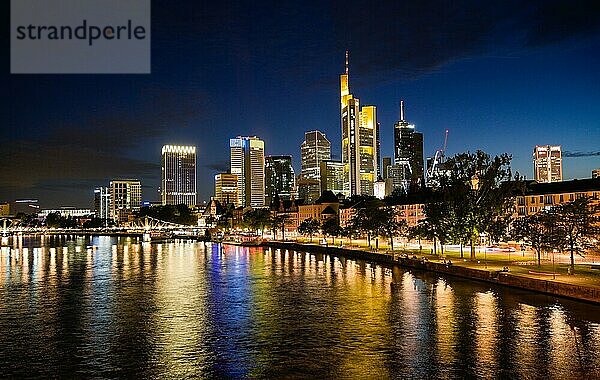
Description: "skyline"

(2, 0), (600, 207)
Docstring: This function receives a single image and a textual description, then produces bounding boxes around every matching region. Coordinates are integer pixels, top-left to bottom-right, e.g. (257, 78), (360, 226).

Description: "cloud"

(563, 150), (600, 158)
(203, 160), (230, 173)
(0, 144), (159, 190)
(0, 86), (210, 205)
(328, 0), (600, 80)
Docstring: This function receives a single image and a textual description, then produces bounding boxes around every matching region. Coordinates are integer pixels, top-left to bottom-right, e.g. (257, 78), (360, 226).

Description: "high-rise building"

(301, 131), (331, 183)
(340, 51), (378, 196)
(230, 136), (265, 207)
(393, 100), (424, 192)
(265, 155), (295, 205)
(382, 157), (392, 180)
(0, 202), (9, 217)
(110, 179), (141, 223)
(593, 169), (600, 179)
(93, 186), (111, 222)
(320, 160), (345, 196)
(300, 130), (330, 203)
(297, 175), (321, 204)
(161, 145), (197, 206)
(214, 173), (239, 206)
(533, 145), (562, 183)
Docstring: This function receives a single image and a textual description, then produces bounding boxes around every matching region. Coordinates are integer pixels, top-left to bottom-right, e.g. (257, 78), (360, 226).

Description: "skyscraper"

(340, 51), (378, 196)
(93, 186), (111, 222)
(110, 179), (141, 223)
(214, 173), (239, 206)
(381, 157), (392, 180)
(161, 145), (197, 206)
(393, 100), (424, 192)
(533, 145), (563, 183)
(265, 155), (296, 205)
(320, 160), (345, 196)
(230, 136), (265, 207)
(300, 130), (331, 203)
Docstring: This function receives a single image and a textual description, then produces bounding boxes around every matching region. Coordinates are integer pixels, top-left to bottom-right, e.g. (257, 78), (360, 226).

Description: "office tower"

(374, 179), (390, 199)
(376, 121), (381, 178)
(230, 136), (265, 207)
(382, 157), (392, 180)
(93, 186), (111, 222)
(340, 51), (378, 196)
(320, 160), (345, 196)
(265, 155), (295, 205)
(161, 145), (197, 206)
(533, 145), (563, 183)
(214, 173), (239, 206)
(301, 130), (331, 182)
(0, 202), (9, 217)
(110, 179), (141, 223)
(393, 100), (424, 192)
(593, 169), (600, 179)
(387, 164), (405, 193)
(300, 130), (331, 203)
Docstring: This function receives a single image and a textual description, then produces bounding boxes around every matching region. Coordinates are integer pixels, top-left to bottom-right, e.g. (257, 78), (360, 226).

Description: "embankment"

(258, 241), (600, 305)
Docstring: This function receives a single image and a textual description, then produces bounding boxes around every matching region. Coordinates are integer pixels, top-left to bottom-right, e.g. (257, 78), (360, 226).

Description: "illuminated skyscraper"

(161, 145), (197, 206)
(214, 173), (239, 206)
(230, 136), (265, 207)
(393, 100), (424, 192)
(110, 179), (141, 223)
(320, 160), (345, 196)
(93, 186), (111, 222)
(340, 51), (378, 196)
(265, 155), (295, 205)
(300, 130), (331, 203)
(533, 145), (562, 183)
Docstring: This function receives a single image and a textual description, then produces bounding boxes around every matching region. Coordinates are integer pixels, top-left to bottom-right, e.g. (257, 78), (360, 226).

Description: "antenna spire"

(345, 50), (349, 75)
(400, 100), (405, 121)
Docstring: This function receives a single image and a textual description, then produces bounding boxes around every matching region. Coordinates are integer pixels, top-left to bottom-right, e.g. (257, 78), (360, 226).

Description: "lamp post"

(552, 250), (556, 280)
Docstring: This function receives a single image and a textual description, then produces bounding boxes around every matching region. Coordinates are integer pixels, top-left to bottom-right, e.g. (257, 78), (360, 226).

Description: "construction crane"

(427, 129), (449, 181)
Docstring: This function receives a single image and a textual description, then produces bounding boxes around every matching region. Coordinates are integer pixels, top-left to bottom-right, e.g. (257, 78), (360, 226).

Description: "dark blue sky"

(2, 0), (600, 207)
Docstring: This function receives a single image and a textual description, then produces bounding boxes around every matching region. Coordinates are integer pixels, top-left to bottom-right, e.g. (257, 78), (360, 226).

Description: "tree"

(380, 207), (407, 251)
(298, 218), (320, 242)
(138, 204), (197, 225)
(243, 209), (272, 236)
(271, 214), (289, 240)
(551, 197), (600, 274)
(44, 212), (62, 228)
(420, 191), (453, 256)
(321, 217), (342, 245)
(438, 151), (521, 259)
(347, 198), (383, 248)
(512, 211), (561, 266)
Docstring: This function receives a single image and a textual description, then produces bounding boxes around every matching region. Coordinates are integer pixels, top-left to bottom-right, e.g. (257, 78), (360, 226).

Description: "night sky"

(3, 0), (600, 208)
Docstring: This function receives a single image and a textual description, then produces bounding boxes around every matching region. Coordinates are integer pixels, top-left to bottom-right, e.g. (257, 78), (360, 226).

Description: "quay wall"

(258, 241), (600, 305)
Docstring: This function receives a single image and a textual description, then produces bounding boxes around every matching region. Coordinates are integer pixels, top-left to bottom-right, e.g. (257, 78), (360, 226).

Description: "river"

(0, 236), (599, 378)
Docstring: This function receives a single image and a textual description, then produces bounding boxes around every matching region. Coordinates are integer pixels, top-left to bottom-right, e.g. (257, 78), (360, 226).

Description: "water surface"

(1, 236), (599, 378)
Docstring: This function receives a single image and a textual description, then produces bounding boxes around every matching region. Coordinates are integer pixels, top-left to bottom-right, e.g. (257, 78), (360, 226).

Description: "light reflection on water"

(0, 235), (599, 378)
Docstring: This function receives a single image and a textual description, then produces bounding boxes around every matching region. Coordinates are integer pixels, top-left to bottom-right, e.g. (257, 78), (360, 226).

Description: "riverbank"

(258, 240), (600, 305)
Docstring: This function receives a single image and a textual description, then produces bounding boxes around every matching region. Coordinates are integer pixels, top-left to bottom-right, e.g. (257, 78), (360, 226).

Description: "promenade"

(260, 237), (600, 304)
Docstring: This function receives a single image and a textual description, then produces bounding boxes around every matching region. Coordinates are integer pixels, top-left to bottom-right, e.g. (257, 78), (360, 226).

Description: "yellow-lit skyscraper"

(340, 51), (378, 196)
(533, 145), (562, 183)
(161, 145), (197, 206)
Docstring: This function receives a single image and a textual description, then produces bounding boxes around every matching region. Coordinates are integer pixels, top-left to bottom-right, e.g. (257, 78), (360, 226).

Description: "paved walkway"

(287, 237), (600, 289)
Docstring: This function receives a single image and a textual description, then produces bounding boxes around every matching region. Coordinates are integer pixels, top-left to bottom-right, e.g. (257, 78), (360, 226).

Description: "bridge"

(0, 216), (206, 241)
